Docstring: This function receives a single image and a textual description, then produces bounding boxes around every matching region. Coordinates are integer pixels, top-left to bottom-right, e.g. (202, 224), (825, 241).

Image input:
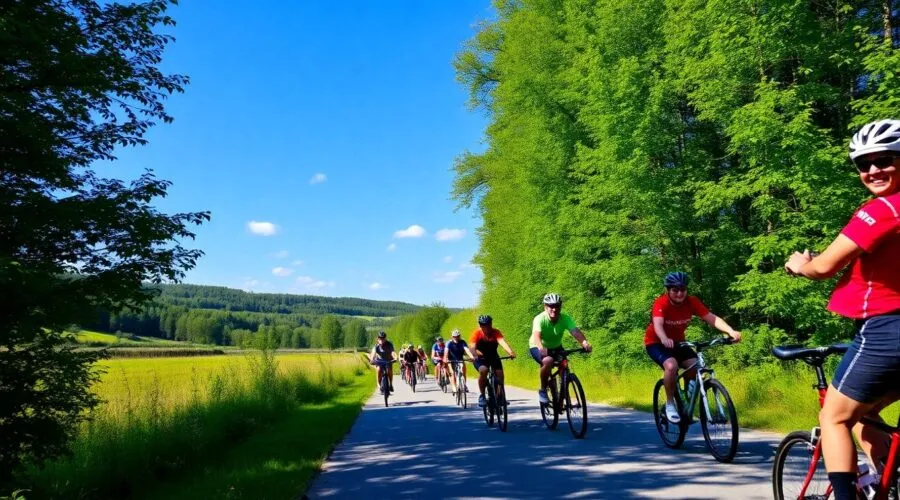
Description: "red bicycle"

(771, 343), (900, 500)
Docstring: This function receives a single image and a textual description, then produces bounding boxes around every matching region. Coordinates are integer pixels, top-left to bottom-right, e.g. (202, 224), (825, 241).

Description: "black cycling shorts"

(832, 314), (900, 404)
(474, 356), (503, 371)
(645, 343), (697, 367)
(529, 346), (566, 364)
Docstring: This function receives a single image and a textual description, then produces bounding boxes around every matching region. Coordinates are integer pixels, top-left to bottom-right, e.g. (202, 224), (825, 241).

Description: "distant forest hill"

(80, 284), (423, 348)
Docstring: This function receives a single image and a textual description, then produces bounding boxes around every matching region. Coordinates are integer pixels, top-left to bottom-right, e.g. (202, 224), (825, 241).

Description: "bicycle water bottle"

(858, 462), (879, 500)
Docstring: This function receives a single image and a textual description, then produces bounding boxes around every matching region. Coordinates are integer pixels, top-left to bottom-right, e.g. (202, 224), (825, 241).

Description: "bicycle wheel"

(382, 373), (390, 408)
(653, 378), (686, 448)
(565, 373), (588, 439)
(540, 378), (559, 430)
(411, 369), (416, 393)
(483, 380), (495, 427)
(460, 373), (467, 409)
(699, 378), (738, 462)
(772, 430), (830, 500)
(496, 383), (508, 432)
(441, 371), (449, 393)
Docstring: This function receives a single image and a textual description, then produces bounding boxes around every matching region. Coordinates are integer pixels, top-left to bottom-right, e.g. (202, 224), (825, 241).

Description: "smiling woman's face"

(856, 153), (900, 197)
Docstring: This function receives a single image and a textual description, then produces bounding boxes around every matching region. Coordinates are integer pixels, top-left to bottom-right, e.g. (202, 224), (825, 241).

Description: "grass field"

(500, 357), (900, 434)
(21, 352), (371, 499)
(74, 330), (211, 348)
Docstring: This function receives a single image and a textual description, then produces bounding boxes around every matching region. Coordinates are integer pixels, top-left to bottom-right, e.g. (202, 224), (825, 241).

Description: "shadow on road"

(306, 384), (776, 499)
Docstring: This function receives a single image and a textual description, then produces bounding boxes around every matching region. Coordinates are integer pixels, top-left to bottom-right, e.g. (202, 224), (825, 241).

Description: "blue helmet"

(663, 272), (689, 288)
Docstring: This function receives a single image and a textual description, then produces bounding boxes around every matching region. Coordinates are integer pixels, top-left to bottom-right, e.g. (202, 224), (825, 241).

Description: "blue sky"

(98, 2), (493, 308)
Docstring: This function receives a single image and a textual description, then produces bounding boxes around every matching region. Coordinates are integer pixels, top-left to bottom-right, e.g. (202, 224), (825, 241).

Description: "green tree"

(0, 0), (208, 479)
(344, 320), (368, 349)
(319, 316), (343, 349)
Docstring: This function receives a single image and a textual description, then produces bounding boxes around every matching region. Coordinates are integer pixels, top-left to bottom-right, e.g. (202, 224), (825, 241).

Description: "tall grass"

(21, 352), (366, 499)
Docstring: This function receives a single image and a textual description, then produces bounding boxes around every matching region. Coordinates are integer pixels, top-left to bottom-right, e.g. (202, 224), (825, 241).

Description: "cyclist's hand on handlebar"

(539, 347), (548, 357)
(728, 331), (742, 343)
(661, 337), (674, 349)
(509, 351), (516, 359)
(581, 341), (592, 353)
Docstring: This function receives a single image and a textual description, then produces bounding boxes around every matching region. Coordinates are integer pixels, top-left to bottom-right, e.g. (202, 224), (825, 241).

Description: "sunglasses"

(854, 154), (899, 172)
(545, 304), (562, 309)
(667, 286), (687, 293)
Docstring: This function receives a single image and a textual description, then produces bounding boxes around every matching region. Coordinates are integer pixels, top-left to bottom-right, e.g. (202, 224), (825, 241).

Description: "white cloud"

(393, 224), (426, 239)
(247, 220), (278, 236)
(386, 243), (397, 252)
(459, 262), (477, 270)
(272, 250), (289, 259)
(443, 256), (454, 264)
(435, 228), (465, 242)
(368, 282), (388, 291)
(434, 271), (462, 284)
(291, 260), (305, 267)
(272, 266), (294, 277)
(309, 173), (327, 185)
(296, 276), (336, 290)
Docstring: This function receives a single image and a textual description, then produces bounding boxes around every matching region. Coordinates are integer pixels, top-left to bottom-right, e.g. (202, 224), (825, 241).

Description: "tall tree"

(344, 320), (368, 349)
(319, 316), (343, 349)
(0, 0), (208, 479)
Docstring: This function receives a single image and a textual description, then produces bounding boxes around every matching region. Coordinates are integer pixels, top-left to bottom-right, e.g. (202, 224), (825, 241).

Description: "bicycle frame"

(548, 349), (584, 409)
(676, 352), (719, 423)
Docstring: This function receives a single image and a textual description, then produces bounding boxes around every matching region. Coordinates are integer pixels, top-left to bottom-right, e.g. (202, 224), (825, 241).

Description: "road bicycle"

(540, 347), (589, 439)
(652, 336), (739, 462)
(416, 360), (426, 382)
(481, 356), (514, 432)
(372, 359), (397, 407)
(404, 361), (417, 392)
(771, 343), (900, 500)
(449, 360), (469, 409)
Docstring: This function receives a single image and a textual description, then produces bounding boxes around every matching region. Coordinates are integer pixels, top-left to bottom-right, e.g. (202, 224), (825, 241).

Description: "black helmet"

(477, 314), (492, 325)
(377, 330), (387, 339)
(663, 272), (689, 288)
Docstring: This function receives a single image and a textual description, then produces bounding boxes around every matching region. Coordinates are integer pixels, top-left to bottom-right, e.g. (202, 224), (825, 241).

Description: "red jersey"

(644, 294), (711, 346)
(827, 193), (900, 319)
(470, 328), (504, 358)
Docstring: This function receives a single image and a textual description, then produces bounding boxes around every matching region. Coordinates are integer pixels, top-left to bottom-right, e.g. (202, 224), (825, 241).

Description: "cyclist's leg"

(476, 362), (489, 396)
(647, 344), (678, 402)
(854, 391), (900, 469)
(375, 364), (383, 389)
(449, 362), (459, 392)
(676, 346), (698, 390)
(386, 363), (394, 390)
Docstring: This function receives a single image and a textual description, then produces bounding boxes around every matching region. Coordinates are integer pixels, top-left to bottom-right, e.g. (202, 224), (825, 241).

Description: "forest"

(453, 0), (899, 369)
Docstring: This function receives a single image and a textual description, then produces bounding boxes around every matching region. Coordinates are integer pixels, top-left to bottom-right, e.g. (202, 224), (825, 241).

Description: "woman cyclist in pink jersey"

(785, 119), (900, 500)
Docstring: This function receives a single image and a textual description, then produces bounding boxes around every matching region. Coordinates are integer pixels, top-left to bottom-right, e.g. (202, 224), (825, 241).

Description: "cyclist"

(402, 343), (419, 384)
(644, 272), (742, 424)
(369, 331), (396, 393)
(398, 344), (408, 375)
(784, 119), (900, 500)
(443, 329), (475, 395)
(530, 293), (592, 405)
(432, 336), (450, 383)
(416, 344), (427, 379)
(472, 315), (516, 408)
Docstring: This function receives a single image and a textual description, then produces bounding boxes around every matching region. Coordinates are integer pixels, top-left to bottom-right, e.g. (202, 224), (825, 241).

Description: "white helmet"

(849, 119), (900, 161)
(542, 293), (562, 306)
(451, 329), (461, 337)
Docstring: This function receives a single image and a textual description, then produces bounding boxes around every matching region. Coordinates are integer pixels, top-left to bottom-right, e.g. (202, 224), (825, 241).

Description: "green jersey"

(530, 311), (577, 349)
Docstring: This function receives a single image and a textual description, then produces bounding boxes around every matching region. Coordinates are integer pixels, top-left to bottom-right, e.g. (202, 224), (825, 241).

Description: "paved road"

(305, 374), (780, 499)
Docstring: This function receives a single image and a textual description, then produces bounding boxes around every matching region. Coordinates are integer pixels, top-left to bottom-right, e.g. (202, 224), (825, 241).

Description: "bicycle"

(449, 360), (469, 409)
(771, 343), (900, 500)
(405, 362), (417, 392)
(481, 356), (514, 432)
(652, 336), (739, 462)
(539, 347), (589, 439)
(436, 360), (450, 393)
(417, 360), (426, 382)
(372, 359), (397, 408)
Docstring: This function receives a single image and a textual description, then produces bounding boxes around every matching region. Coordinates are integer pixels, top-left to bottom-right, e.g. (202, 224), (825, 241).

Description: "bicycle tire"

(441, 371), (449, 393)
(772, 430), (830, 500)
(483, 378), (495, 427)
(382, 373), (390, 408)
(699, 378), (738, 462)
(540, 378), (559, 430)
(653, 378), (686, 448)
(460, 373), (467, 409)
(565, 373), (588, 439)
(496, 383), (508, 432)
(411, 369), (416, 393)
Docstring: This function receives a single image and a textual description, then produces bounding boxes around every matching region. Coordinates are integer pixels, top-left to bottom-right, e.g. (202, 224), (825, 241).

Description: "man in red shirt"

(471, 314), (516, 408)
(645, 271), (742, 423)
(785, 119), (900, 500)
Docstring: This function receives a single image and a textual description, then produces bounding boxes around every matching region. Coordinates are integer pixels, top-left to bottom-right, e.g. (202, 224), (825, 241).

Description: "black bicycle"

(540, 347), (589, 439)
(652, 336), (738, 462)
(372, 359), (396, 407)
(449, 360), (469, 409)
(437, 361), (450, 393)
(481, 356), (515, 432)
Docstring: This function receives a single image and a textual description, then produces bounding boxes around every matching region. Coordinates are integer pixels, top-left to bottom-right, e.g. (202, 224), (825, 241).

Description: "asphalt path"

(305, 373), (781, 499)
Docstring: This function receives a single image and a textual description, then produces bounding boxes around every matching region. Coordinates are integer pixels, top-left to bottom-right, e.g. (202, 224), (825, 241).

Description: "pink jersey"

(827, 193), (900, 319)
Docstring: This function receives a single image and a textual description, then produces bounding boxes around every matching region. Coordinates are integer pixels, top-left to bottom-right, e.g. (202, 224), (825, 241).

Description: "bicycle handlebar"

(677, 336), (734, 351)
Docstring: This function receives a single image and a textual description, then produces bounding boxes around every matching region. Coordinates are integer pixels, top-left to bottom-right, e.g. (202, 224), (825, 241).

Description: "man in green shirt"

(529, 293), (592, 404)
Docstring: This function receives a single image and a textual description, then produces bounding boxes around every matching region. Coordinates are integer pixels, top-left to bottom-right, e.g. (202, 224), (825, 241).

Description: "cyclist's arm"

(369, 347), (377, 363)
(464, 346), (476, 359)
(530, 328), (543, 350)
(701, 313), (741, 341)
(497, 337), (516, 357)
(442, 350), (449, 363)
(786, 235), (861, 280)
(568, 327), (589, 346)
(652, 317), (670, 344)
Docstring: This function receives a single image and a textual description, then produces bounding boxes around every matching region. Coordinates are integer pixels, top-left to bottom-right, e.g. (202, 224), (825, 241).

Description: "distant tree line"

(388, 304), (451, 348)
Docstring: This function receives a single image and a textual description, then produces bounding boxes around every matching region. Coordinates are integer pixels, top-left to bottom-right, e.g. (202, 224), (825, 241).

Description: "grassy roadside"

(138, 378), (372, 499)
(499, 359), (900, 435)
(19, 353), (371, 499)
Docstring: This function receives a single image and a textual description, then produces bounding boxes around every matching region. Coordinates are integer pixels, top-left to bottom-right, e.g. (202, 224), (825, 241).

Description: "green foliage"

(389, 304), (451, 347)
(1, 0), (211, 480)
(454, 0), (899, 369)
(318, 316), (343, 350)
(344, 320), (368, 349)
